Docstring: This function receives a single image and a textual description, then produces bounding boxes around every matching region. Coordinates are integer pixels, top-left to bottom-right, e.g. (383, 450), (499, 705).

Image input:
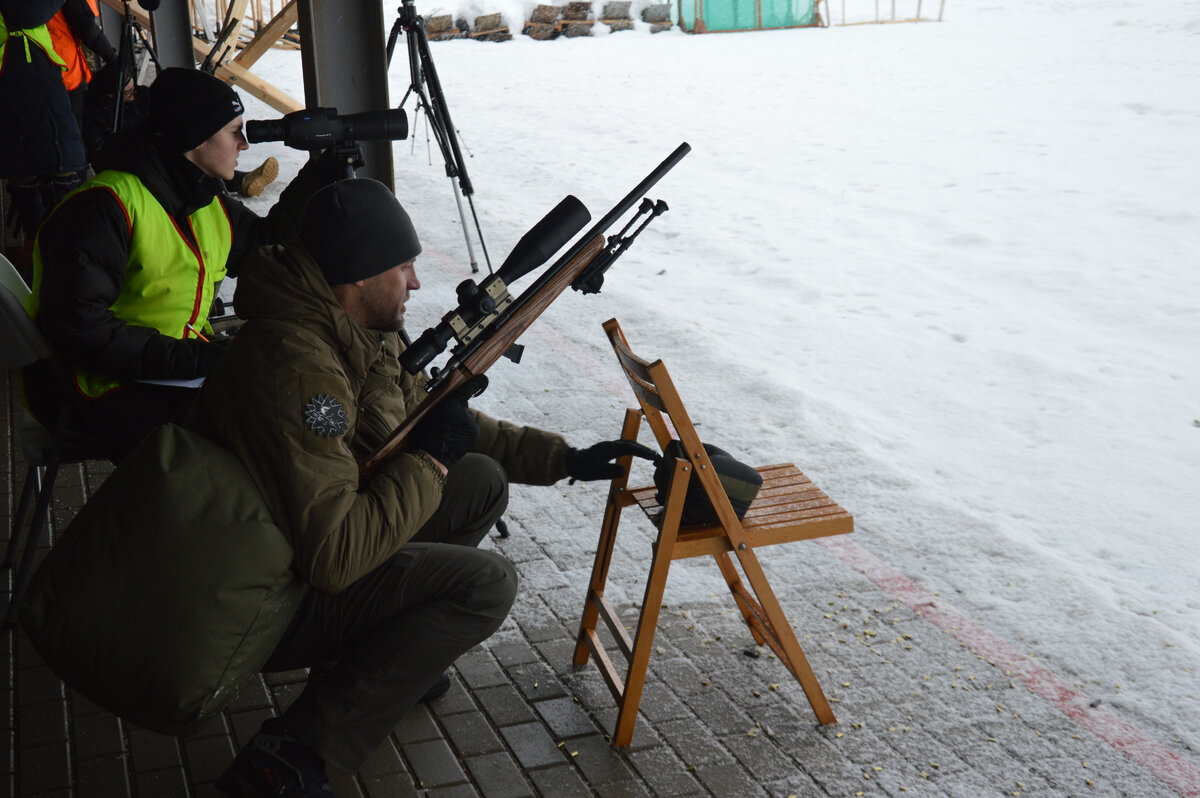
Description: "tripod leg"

(412, 103), (433, 164)
(412, 86), (481, 273)
(112, 22), (133, 132)
(137, 55), (152, 86)
(465, 195), (492, 275)
(449, 182), (479, 274)
(134, 23), (163, 71)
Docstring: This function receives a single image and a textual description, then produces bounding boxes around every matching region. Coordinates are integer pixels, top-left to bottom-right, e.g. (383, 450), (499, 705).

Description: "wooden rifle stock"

(359, 233), (605, 479)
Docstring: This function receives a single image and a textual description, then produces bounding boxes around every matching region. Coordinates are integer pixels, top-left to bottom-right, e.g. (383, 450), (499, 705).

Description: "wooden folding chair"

(573, 318), (854, 746)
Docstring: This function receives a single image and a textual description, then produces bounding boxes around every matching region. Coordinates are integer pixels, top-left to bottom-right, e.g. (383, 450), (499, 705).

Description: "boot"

(215, 717), (338, 797)
(240, 157), (280, 197)
(421, 670), (452, 703)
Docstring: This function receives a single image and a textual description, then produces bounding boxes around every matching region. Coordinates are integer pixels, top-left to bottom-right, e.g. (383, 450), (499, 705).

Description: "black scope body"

(399, 195), (591, 375)
(246, 108), (408, 150)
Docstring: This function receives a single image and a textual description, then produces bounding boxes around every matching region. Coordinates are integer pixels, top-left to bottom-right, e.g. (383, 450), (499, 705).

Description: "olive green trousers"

(264, 453), (516, 772)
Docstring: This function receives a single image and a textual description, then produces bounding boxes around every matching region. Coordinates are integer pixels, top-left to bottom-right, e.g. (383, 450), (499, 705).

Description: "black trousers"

(22, 361), (197, 463)
(263, 453), (516, 773)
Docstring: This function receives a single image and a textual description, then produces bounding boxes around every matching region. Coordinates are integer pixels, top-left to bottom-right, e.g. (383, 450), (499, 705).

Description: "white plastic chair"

(1, 252), (108, 625)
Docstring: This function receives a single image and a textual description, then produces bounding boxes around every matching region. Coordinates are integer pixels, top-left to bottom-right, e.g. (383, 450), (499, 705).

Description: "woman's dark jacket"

(0, 0), (86, 176)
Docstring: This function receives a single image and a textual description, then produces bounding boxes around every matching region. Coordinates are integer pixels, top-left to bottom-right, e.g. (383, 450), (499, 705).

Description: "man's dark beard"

(368, 315), (404, 333)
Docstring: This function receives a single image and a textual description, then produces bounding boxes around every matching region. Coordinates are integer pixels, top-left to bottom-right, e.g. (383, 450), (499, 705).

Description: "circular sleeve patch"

(304, 394), (349, 438)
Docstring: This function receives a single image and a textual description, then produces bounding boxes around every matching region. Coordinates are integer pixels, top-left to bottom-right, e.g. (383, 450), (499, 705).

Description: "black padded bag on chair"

(653, 440), (763, 525)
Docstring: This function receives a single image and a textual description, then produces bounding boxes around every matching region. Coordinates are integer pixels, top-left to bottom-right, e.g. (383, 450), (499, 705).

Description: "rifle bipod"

(572, 198), (670, 295)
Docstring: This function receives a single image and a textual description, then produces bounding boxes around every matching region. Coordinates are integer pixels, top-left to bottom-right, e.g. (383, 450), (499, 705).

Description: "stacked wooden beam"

(524, 4), (561, 40)
(600, 1), (633, 31)
(471, 12), (512, 41)
(425, 14), (465, 41)
(560, 1), (595, 36)
(642, 2), (673, 32)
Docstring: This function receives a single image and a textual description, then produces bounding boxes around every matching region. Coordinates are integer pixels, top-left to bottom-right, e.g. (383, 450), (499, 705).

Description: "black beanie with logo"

(300, 179), (423, 286)
(148, 67), (244, 153)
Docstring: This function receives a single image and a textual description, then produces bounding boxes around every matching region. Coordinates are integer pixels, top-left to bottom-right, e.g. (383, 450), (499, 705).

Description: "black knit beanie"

(300, 179), (422, 285)
(148, 67), (244, 153)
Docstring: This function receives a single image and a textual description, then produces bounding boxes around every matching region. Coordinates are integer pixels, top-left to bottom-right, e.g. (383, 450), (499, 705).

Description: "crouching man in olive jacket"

(185, 179), (652, 796)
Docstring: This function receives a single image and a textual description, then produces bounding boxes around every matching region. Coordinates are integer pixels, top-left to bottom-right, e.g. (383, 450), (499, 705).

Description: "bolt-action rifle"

(359, 142), (691, 478)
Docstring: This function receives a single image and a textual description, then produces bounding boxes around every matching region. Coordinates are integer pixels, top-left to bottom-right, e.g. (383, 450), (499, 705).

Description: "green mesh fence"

(678, 0), (817, 32)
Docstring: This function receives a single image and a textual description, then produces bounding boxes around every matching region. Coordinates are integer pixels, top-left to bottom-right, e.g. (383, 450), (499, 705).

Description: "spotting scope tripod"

(386, 0), (491, 273)
(111, 0), (163, 133)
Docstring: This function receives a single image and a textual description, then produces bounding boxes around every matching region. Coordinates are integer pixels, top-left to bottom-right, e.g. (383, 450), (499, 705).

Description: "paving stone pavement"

(3, 365), (1196, 797)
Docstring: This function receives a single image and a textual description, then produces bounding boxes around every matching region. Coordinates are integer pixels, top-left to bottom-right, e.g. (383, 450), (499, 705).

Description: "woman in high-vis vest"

(23, 67), (339, 461)
(0, 0), (88, 250)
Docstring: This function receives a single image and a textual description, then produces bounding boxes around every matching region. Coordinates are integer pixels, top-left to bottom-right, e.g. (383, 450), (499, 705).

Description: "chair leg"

(606, 458), (691, 746)
(612, 513), (681, 746)
(3, 465), (40, 569)
(573, 487), (626, 668)
(574, 409), (643, 669)
(5, 461), (59, 626)
(713, 551), (768, 647)
(732, 545), (837, 725)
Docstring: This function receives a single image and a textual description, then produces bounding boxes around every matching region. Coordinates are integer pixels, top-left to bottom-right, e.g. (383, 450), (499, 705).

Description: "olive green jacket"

(186, 242), (569, 594)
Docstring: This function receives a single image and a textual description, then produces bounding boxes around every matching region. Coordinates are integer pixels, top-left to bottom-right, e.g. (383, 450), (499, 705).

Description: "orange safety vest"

(47, 0), (101, 91)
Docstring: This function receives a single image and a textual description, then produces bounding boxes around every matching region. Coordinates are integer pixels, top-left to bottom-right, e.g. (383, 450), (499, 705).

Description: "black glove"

(409, 375), (488, 469)
(564, 439), (659, 483)
(195, 336), (233, 375)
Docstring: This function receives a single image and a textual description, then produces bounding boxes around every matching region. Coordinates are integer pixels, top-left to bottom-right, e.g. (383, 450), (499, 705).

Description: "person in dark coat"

(23, 67), (338, 462)
(0, 0), (88, 255)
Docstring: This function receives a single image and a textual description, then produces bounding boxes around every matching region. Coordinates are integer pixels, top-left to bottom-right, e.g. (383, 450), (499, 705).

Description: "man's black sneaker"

(215, 717), (336, 797)
(421, 671), (452, 703)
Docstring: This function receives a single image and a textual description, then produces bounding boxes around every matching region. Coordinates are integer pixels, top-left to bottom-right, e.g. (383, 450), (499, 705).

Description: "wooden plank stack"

(415, 2), (669, 43)
(524, 4), (561, 40)
(560, 1), (595, 37)
(425, 14), (464, 41)
(470, 12), (512, 41)
(600, 1), (633, 31)
(642, 2), (673, 32)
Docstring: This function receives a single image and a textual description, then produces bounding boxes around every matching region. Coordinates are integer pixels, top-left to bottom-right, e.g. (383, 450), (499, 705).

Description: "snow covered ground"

(233, 0), (1199, 762)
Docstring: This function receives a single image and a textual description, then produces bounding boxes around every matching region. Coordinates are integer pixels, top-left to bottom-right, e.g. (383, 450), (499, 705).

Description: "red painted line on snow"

(819, 536), (1200, 797)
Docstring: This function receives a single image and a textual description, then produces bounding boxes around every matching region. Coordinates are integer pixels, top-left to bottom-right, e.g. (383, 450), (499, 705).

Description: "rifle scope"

(246, 107), (408, 150)
(400, 194), (591, 374)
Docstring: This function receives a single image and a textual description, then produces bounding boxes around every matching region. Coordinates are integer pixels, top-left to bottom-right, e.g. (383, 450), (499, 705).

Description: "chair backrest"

(0, 250), (31, 299)
(0, 253), (52, 371)
(602, 317), (748, 532)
